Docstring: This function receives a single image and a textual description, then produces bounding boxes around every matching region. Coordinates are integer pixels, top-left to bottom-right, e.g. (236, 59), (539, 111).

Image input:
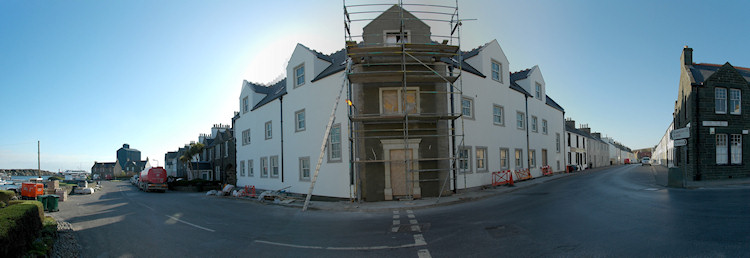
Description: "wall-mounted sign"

(670, 127), (690, 140)
(702, 121), (728, 127)
(674, 139), (687, 146)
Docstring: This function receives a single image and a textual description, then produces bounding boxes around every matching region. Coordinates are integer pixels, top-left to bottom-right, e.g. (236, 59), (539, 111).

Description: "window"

(535, 82), (542, 100)
(516, 112), (525, 130)
(567, 133), (571, 147)
(493, 105), (504, 126)
(500, 148), (509, 169)
(459, 147), (471, 172)
(261, 157), (269, 177)
(542, 149), (548, 167)
(514, 149), (523, 168)
(295, 109), (306, 132)
(491, 61), (502, 82)
(531, 116), (538, 133)
(716, 134), (728, 165)
(461, 97), (473, 119)
(242, 129), (251, 145)
(380, 87), (418, 114)
(556, 133), (561, 152)
(476, 147), (487, 172)
(730, 89), (741, 115)
(576, 135), (579, 148)
(240, 160), (246, 177)
(270, 156), (279, 178)
(243, 97), (249, 113)
(294, 64), (305, 87)
(328, 124), (342, 162)
(300, 157), (311, 180)
(731, 134), (742, 164)
(265, 121), (272, 140)
(385, 31), (409, 45)
(716, 88), (727, 114)
(542, 120), (548, 134)
(248, 159), (254, 177)
(529, 150), (536, 168)
(215, 145), (220, 159)
(224, 142), (228, 158)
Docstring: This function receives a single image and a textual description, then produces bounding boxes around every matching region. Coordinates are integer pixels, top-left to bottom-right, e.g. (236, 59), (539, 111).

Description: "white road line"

(418, 249), (432, 258)
(391, 227), (399, 233)
(409, 219), (418, 225)
(165, 215), (215, 232)
(411, 225), (421, 232)
(393, 210), (400, 215)
(408, 214), (415, 219)
(406, 210), (414, 214)
(254, 236), (427, 250)
(393, 220), (400, 225)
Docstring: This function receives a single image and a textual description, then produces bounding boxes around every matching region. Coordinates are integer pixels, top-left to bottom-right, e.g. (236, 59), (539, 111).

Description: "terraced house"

(234, 4), (567, 201)
(673, 47), (750, 180)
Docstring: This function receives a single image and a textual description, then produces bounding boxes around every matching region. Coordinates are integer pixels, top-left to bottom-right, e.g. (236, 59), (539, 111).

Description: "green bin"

(47, 195), (59, 212)
(36, 195), (49, 211)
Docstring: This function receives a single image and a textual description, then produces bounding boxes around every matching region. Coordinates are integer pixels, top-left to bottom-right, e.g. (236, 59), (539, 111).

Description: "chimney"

(592, 132), (601, 139)
(681, 46), (693, 66)
(123, 144), (129, 149)
(565, 118), (575, 129)
(579, 123), (591, 134)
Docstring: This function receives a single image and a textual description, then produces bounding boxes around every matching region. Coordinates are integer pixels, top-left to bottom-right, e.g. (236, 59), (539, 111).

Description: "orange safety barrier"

(240, 185), (257, 198)
(514, 169), (532, 181)
(492, 170), (514, 187)
(541, 166), (553, 176)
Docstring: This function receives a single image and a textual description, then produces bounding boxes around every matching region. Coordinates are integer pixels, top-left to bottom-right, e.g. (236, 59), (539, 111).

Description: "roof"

(250, 78), (287, 111)
(545, 95), (564, 112)
(689, 63), (750, 85)
(510, 68), (532, 82)
(565, 125), (607, 144)
(312, 48), (347, 82)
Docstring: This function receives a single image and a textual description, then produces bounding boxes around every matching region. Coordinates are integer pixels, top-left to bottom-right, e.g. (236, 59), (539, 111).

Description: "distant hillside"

(0, 169), (57, 176)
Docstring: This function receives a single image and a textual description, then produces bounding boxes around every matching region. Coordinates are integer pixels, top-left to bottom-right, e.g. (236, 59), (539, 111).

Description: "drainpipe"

(693, 85), (700, 181)
(280, 96), (285, 183)
(525, 95), (531, 170)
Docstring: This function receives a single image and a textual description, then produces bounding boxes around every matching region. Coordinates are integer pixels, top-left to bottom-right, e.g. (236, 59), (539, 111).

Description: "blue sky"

(2, 0), (750, 172)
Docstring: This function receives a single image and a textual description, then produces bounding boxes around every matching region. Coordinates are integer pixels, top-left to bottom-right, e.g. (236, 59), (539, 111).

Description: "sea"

(0, 175), (52, 190)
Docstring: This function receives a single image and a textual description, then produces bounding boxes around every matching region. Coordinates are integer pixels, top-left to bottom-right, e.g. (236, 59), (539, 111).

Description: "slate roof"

(545, 95), (564, 112)
(688, 63), (750, 85)
(509, 68), (532, 82)
(312, 48), (347, 82)
(249, 78), (287, 111)
(565, 125), (607, 145)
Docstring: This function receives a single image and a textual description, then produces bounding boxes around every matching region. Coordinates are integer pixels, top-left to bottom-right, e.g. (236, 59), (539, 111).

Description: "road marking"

(411, 225), (421, 232)
(165, 215), (215, 232)
(391, 227), (399, 233)
(408, 214), (415, 219)
(393, 215), (399, 219)
(393, 210), (400, 215)
(406, 210), (414, 214)
(255, 235), (427, 250)
(643, 188), (661, 191)
(410, 219), (418, 225)
(393, 220), (400, 225)
(418, 249), (432, 258)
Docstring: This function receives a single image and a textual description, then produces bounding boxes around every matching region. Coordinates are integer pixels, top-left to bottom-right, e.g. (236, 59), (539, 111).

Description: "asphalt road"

(51, 165), (750, 257)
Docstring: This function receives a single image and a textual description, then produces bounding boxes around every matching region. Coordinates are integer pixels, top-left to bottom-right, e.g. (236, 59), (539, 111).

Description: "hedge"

(0, 200), (44, 257)
(0, 190), (14, 204)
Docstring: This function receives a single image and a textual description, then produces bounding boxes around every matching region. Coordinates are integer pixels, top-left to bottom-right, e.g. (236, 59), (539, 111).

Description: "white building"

(565, 119), (588, 170)
(653, 122), (674, 167)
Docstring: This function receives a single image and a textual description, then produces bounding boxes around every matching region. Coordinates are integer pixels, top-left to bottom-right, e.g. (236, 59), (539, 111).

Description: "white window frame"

(556, 133), (561, 153)
(516, 111), (525, 130)
(383, 30), (410, 45)
(500, 148), (509, 170)
(531, 116), (538, 133)
(265, 121), (272, 140)
(716, 87), (727, 114)
(242, 129), (250, 146)
(716, 134), (728, 165)
(491, 60), (502, 82)
(242, 96), (249, 113)
(295, 109), (306, 132)
(240, 160), (246, 177)
(731, 134), (742, 165)
(299, 157), (311, 181)
(379, 87), (420, 115)
(260, 157), (269, 177)
(514, 149), (523, 169)
(730, 88), (741, 115)
(461, 97), (474, 119)
(270, 155), (279, 178)
(294, 64), (305, 88)
(493, 104), (504, 126)
(328, 123), (342, 162)
(542, 119), (548, 135)
(248, 159), (254, 177)
(529, 149), (536, 168)
(476, 147), (488, 172)
(459, 146), (472, 173)
(224, 142), (228, 158)
(542, 149), (548, 167)
(535, 82), (542, 100)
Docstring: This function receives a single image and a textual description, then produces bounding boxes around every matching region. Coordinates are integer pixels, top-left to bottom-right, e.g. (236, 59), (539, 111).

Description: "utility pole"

(37, 141), (41, 178)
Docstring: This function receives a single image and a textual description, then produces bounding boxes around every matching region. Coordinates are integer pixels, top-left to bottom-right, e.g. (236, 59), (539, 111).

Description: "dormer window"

(242, 97), (249, 113)
(294, 64), (305, 87)
(535, 82), (542, 100)
(491, 60), (502, 82)
(385, 31), (409, 46)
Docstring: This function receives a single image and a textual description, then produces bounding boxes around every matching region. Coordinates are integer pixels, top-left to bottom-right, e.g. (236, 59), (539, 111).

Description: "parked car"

(624, 158), (631, 164)
(641, 157), (651, 166)
(130, 175), (139, 185)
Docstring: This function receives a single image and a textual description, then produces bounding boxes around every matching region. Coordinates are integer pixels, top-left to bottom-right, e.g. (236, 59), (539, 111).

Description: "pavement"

(219, 167), (611, 212)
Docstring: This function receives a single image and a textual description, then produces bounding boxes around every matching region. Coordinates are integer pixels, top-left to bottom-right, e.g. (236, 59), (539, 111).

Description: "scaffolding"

(344, 0), (465, 201)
